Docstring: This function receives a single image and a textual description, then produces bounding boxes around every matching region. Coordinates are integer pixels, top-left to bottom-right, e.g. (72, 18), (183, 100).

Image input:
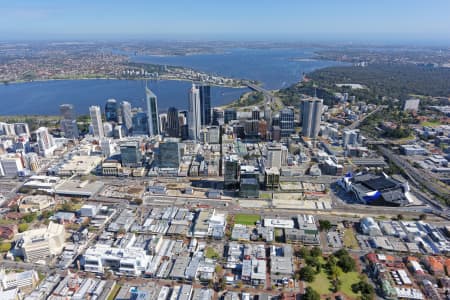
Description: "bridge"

(245, 82), (275, 109)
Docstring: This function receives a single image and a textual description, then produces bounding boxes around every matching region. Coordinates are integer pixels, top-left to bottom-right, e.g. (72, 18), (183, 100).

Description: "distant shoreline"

(0, 76), (248, 89)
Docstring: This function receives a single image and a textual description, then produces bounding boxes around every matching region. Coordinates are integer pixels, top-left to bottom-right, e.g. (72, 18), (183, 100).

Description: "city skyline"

(1, 1), (450, 44)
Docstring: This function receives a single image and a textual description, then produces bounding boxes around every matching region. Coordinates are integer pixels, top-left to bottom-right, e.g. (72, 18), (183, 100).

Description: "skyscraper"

(166, 107), (180, 137)
(105, 99), (119, 123)
(158, 138), (182, 169)
(89, 106), (104, 138)
(301, 98), (323, 139)
(60, 104), (79, 139)
(120, 101), (132, 132)
(145, 85), (160, 136)
(279, 107), (295, 137)
(252, 107), (260, 121)
(131, 112), (148, 135)
(60, 104), (75, 120)
(159, 113), (167, 134)
(188, 83), (201, 141)
(198, 85), (211, 126)
(33, 127), (56, 157)
(224, 108), (237, 124)
(212, 108), (224, 126)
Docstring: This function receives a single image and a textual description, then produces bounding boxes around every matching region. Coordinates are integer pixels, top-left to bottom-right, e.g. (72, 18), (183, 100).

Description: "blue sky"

(1, 0), (450, 42)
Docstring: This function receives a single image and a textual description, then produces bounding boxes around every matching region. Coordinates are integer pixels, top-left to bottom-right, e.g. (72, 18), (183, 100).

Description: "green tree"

(303, 287), (320, 300)
(318, 220), (332, 231)
(22, 213), (37, 223)
(338, 255), (356, 273)
(299, 266), (316, 282)
(0, 242), (12, 252)
(18, 223), (29, 233)
(295, 246), (310, 258)
(310, 246), (322, 257)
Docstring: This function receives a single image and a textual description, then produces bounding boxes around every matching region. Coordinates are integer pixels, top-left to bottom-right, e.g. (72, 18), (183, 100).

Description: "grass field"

(422, 120), (442, 127)
(340, 271), (361, 299)
(259, 192), (272, 200)
(205, 247), (219, 259)
(309, 270), (332, 295)
(309, 256), (361, 299)
(234, 214), (260, 225)
(343, 229), (359, 249)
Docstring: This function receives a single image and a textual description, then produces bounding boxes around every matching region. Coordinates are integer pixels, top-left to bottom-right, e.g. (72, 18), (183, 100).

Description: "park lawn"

(234, 214), (260, 225)
(422, 120), (441, 127)
(259, 192), (272, 200)
(309, 270), (332, 295)
(339, 271), (361, 299)
(205, 247), (219, 259)
(343, 229), (359, 249)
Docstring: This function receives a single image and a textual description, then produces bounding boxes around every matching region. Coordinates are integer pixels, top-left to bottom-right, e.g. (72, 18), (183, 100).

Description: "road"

(345, 105), (387, 130)
(0, 259), (52, 274)
(378, 146), (449, 211)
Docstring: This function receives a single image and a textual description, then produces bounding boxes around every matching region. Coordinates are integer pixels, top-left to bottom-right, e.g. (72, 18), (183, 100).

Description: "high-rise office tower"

(252, 107), (260, 121)
(301, 98), (323, 139)
(60, 104), (79, 139)
(33, 127), (55, 157)
(145, 85), (160, 136)
(158, 138), (182, 169)
(60, 104), (75, 120)
(198, 85), (211, 126)
(159, 113), (168, 134)
(105, 99), (119, 123)
(188, 83), (201, 141)
(131, 112), (148, 135)
(166, 107), (180, 137)
(212, 108), (224, 126)
(224, 156), (240, 190)
(120, 101), (132, 132)
(89, 106), (104, 138)
(120, 142), (143, 168)
(280, 107), (295, 137)
(224, 108), (237, 124)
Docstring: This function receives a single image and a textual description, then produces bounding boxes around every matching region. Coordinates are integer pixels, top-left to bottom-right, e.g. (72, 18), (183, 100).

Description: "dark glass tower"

(105, 99), (119, 122)
(198, 85), (211, 126)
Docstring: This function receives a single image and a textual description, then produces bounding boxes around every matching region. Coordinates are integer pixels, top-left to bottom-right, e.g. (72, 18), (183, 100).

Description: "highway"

(245, 82), (275, 108)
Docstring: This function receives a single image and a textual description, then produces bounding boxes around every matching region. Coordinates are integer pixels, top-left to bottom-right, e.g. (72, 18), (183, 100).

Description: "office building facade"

(301, 98), (323, 139)
(158, 138), (182, 169)
(188, 84), (201, 140)
(89, 106), (104, 138)
(166, 107), (180, 137)
(105, 99), (120, 123)
(120, 142), (143, 168)
(145, 86), (160, 136)
(120, 101), (133, 132)
(198, 85), (212, 126)
(280, 107), (295, 137)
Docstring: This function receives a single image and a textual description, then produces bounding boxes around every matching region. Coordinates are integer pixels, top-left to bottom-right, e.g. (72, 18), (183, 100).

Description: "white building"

(89, 106), (104, 138)
(188, 84), (201, 141)
(0, 154), (24, 177)
(0, 268), (39, 291)
(14, 222), (65, 263)
(83, 244), (151, 276)
(403, 98), (420, 112)
(146, 85), (160, 137)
